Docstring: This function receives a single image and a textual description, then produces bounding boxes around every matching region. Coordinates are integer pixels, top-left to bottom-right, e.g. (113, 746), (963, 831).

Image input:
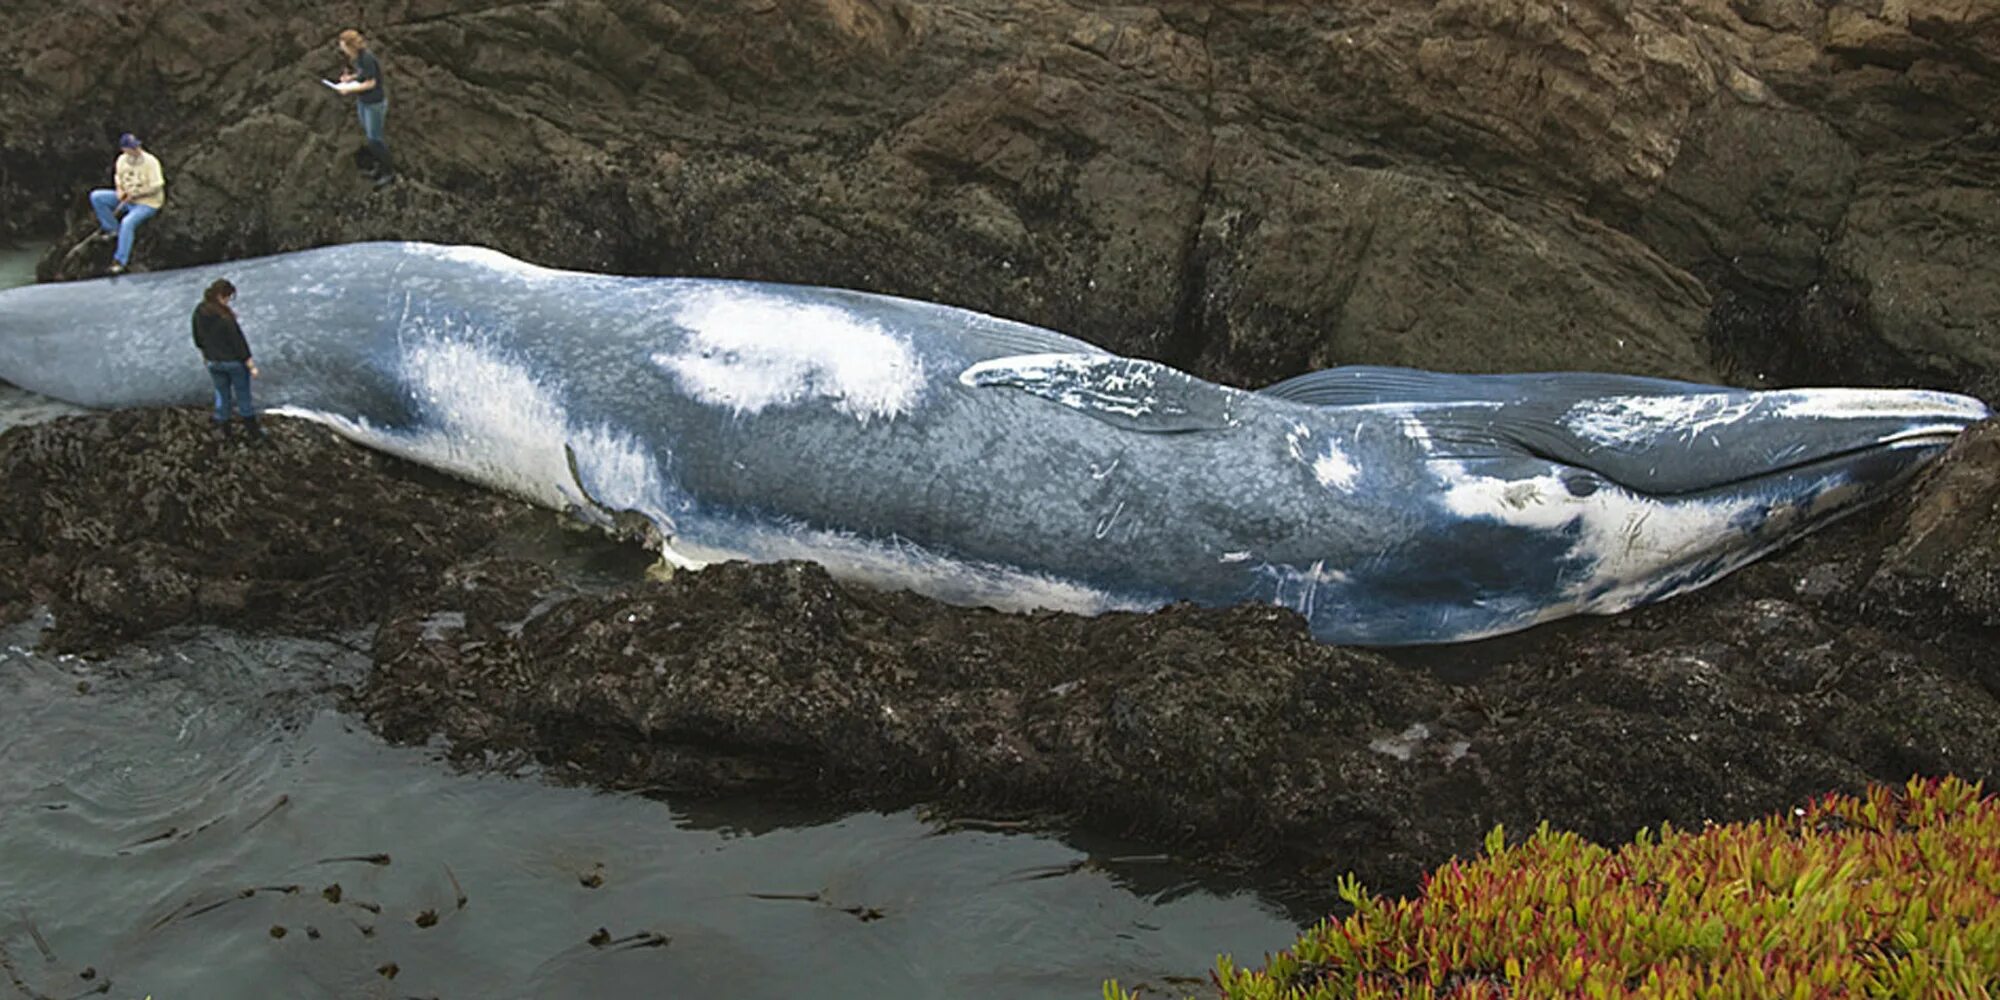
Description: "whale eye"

(1563, 474), (1601, 497)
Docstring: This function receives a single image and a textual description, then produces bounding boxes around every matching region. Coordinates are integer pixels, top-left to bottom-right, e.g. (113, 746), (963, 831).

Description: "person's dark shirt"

(192, 305), (253, 363)
(353, 49), (386, 105)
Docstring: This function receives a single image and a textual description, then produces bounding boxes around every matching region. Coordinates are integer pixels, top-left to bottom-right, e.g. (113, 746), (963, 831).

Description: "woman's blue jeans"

(207, 361), (254, 421)
(357, 100), (387, 144)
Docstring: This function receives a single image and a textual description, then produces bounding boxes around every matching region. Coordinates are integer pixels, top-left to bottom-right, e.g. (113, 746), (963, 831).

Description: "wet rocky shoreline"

(4, 407), (1996, 905)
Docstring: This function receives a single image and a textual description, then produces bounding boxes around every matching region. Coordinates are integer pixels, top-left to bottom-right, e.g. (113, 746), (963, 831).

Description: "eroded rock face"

(3, 0), (1997, 390)
(4, 410), (1995, 899)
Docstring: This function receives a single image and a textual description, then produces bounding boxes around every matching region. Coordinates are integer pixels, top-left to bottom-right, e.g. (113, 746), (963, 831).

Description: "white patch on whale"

(1428, 459), (1832, 624)
(1313, 443), (1360, 490)
(1284, 420), (1360, 489)
(655, 290), (925, 420)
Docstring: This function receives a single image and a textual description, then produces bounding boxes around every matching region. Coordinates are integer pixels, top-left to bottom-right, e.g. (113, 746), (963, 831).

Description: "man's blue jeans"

(207, 361), (254, 421)
(88, 190), (157, 266)
(357, 100), (387, 144)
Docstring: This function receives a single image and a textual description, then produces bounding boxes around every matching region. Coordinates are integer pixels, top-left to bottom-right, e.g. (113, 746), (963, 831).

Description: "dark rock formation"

(0, 409), (538, 652)
(4, 409), (1996, 901)
(4, 0), (1997, 392)
(1863, 422), (2000, 629)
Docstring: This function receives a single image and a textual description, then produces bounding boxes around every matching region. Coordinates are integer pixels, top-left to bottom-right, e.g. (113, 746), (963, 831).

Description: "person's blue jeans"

(88, 189), (157, 266)
(357, 99), (387, 144)
(207, 361), (254, 421)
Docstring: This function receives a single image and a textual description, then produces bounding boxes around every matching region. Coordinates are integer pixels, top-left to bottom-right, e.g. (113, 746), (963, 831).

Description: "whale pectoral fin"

(958, 353), (1236, 433)
(563, 442), (671, 548)
(1258, 366), (1718, 408)
(561, 443), (614, 526)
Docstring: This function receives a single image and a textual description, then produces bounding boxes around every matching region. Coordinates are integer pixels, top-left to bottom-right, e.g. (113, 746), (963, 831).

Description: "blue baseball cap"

(118, 133), (141, 148)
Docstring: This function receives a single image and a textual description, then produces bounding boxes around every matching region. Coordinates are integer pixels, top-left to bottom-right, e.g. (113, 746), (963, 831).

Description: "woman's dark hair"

(199, 279), (236, 319)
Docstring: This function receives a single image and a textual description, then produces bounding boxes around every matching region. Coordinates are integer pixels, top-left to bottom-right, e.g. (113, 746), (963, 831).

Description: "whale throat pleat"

(1257, 366), (1717, 408)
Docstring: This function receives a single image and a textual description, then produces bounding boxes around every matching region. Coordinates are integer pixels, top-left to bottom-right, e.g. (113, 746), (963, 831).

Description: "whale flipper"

(958, 353), (1236, 433)
(563, 442), (668, 551)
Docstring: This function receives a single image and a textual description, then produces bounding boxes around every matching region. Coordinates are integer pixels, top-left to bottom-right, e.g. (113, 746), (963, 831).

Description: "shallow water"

(0, 618), (1297, 999)
(0, 239), (37, 288)
(0, 246), (1304, 998)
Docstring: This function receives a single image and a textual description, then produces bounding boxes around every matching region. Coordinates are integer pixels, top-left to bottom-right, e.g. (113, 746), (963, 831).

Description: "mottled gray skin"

(0, 243), (1987, 644)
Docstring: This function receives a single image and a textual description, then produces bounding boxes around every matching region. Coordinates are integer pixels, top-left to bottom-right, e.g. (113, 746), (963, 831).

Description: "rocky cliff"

(4, 0), (1997, 393)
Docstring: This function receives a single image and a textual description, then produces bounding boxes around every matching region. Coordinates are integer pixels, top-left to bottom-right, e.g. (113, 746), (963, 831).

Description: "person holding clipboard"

(328, 29), (395, 188)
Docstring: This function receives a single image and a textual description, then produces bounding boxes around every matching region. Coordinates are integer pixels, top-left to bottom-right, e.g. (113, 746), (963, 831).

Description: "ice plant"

(1111, 777), (2000, 999)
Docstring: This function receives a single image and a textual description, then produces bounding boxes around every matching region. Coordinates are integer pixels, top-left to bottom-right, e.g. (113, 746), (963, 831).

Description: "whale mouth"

(1538, 392), (1991, 497)
(1615, 419), (1979, 499)
(1875, 424), (1976, 450)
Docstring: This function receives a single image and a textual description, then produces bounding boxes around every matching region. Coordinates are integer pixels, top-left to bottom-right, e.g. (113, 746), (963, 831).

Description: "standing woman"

(191, 279), (264, 440)
(333, 29), (395, 187)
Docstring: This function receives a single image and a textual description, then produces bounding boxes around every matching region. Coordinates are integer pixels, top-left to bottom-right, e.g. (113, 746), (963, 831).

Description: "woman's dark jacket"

(192, 304), (252, 363)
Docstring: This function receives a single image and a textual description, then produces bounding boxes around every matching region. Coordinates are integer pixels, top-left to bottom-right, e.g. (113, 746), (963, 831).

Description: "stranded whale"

(0, 242), (1987, 644)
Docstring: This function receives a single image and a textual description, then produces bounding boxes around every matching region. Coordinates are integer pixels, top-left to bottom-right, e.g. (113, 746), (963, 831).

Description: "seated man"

(87, 133), (166, 275)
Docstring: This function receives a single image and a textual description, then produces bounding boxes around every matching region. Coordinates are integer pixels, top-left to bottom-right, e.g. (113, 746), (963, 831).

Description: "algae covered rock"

(1866, 421), (2000, 628)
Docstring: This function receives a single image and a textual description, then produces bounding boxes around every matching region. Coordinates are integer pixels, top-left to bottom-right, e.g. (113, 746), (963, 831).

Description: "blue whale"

(0, 242), (1988, 644)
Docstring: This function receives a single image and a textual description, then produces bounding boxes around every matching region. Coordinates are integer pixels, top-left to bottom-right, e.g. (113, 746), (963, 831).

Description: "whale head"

(1259, 369), (1991, 643)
